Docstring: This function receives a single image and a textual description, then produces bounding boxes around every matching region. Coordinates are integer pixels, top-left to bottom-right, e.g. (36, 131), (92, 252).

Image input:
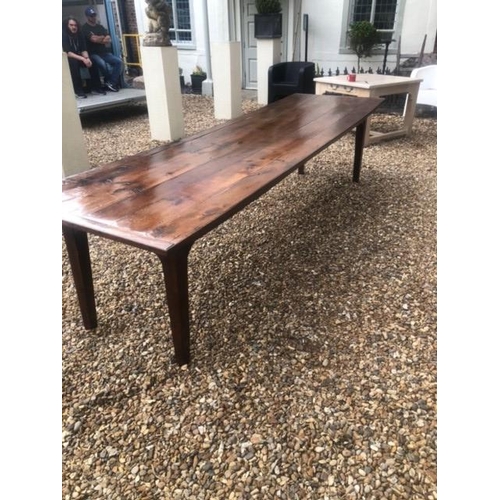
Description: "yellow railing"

(122, 34), (143, 69)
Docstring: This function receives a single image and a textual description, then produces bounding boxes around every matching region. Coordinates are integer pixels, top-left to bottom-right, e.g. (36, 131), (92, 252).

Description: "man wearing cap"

(81, 7), (122, 92)
(62, 16), (106, 98)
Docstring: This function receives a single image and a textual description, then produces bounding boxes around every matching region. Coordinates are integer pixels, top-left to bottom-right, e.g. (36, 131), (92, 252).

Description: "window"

(341, 0), (404, 52)
(351, 0), (397, 31)
(166, 0), (193, 45)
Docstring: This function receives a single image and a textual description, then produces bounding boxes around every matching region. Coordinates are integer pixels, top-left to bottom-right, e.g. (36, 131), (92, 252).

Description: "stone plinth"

(140, 45), (184, 142)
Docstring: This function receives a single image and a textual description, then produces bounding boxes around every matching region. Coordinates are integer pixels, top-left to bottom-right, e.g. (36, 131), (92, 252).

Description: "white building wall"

(400, 0), (437, 54)
(299, 0), (436, 74)
(208, 0), (231, 42)
(131, 0), (436, 88)
(187, 0), (210, 77)
(301, 0), (345, 66)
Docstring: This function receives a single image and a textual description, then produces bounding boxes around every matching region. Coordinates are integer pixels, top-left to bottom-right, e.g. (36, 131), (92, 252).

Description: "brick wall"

(124, 0), (138, 32)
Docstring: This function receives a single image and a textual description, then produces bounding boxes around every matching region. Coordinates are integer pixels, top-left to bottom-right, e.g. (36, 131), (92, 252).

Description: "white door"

(241, 0), (288, 89)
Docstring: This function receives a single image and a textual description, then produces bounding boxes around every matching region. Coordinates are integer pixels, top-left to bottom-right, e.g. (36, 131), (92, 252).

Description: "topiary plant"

(255, 0), (282, 14)
(348, 21), (381, 73)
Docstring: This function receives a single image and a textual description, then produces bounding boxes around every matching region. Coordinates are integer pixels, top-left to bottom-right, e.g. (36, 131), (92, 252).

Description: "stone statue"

(143, 0), (172, 47)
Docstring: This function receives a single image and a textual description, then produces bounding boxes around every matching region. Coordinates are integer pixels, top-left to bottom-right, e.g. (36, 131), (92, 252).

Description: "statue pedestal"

(62, 52), (90, 178)
(140, 45), (184, 142)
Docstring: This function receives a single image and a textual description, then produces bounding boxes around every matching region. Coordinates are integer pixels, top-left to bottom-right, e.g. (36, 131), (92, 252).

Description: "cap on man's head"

(85, 7), (97, 16)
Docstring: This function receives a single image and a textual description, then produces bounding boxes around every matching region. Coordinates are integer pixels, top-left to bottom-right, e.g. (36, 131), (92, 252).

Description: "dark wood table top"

(62, 94), (382, 256)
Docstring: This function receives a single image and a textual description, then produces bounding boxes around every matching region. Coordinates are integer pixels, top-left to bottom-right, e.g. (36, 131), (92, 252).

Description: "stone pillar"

(211, 41), (242, 120)
(140, 45), (185, 142)
(257, 39), (281, 105)
(62, 53), (90, 178)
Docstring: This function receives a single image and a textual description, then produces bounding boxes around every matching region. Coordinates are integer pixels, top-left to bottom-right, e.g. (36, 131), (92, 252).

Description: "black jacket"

(62, 30), (88, 56)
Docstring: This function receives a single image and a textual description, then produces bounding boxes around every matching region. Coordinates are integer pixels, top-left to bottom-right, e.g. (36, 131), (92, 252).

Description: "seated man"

(81, 7), (123, 92)
(62, 16), (105, 98)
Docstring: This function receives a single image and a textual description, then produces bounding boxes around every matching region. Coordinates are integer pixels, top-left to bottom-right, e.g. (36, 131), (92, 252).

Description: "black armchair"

(267, 61), (316, 104)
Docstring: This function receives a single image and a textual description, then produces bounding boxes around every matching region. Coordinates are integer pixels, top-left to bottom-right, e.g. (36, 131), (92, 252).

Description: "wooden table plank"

(63, 95), (381, 252)
(63, 94), (382, 365)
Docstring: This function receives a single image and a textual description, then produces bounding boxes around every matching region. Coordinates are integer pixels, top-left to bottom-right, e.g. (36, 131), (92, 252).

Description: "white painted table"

(314, 74), (422, 146)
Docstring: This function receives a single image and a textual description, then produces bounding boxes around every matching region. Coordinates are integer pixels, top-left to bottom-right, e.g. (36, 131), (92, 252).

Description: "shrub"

(255, 0), (282, 14)
(348, 21), (381, 72)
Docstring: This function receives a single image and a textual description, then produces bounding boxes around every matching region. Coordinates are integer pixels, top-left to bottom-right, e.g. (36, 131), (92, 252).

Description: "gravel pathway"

(63, 95), (437, 499)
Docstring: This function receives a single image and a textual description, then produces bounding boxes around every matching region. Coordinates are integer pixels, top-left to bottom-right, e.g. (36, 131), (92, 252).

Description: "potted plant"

(254, 0), (282, 39)
(190, 65), (206, 94)
(347, 21), (381, 73)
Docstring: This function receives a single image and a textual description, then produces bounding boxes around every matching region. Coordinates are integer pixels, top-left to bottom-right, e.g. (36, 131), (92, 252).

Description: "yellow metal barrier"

(122, 34), (143, 70)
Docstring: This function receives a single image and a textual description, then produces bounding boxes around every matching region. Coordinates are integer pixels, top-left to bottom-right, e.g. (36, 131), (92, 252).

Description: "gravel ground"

(62, 95), (437, 500)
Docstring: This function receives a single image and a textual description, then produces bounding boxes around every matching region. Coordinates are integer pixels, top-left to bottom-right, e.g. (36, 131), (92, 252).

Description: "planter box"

(254, 13), (282, 39)
(377, 30), (394, 44)
(190, 74), (206, 94)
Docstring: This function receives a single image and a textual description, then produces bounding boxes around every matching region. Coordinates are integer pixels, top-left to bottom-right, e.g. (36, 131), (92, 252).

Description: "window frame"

(339, 0), (406, 55)
(167, 0), (195, 49)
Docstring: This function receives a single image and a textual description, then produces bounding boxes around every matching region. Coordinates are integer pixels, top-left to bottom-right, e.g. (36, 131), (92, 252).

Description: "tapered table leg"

(353, 120), (367, 182)
(158, 243), (193, 366)
(62, 226), (97, 329)
(402, 86), (419, 135)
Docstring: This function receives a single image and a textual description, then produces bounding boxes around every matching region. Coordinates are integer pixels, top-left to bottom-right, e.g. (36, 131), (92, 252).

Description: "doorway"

(241, 0), (288, 89)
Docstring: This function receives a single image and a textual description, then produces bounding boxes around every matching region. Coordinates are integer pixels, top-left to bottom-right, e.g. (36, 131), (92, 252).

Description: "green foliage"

(255, 0), (282, 14)
(348, 21), (381, 72)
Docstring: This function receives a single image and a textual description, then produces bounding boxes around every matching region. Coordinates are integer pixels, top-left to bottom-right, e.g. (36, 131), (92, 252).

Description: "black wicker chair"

(267, 61), (316, 104)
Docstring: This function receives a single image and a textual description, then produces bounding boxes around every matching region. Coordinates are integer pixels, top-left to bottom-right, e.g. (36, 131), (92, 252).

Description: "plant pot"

(190, 74), (206, 94)
(377, 30), (394, 44)
(254, 13), (282, 39)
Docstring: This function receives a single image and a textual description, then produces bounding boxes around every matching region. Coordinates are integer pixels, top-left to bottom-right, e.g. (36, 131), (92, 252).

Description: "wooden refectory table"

(62, 94), (382, 365)
(314, 74), (422, 146)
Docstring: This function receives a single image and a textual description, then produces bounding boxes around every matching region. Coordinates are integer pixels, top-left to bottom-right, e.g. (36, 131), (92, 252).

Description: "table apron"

(316, 82), (420, 99)
(315, 82), (420, 145)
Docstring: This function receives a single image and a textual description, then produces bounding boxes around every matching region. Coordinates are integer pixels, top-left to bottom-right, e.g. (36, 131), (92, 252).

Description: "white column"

(201, 0), (214, 96)
(211, 41), (242, 119)
(133, 0), (147, 35)
(257, 39), (281, 105)
(62, 52), (90, 178)
(207, 0), (242, 113)
(140, 45), (185, 142)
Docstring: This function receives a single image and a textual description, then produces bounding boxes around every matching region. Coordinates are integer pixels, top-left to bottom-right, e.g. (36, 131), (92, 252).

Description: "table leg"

(158, 243), (193, 366)
(402, 87), (418, 134)
(353, 120), (367, 182)
(363, 115), (372, 146)
(62, 226), (97, 329)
